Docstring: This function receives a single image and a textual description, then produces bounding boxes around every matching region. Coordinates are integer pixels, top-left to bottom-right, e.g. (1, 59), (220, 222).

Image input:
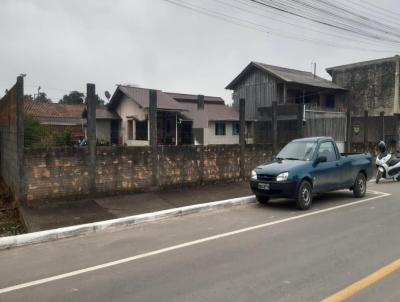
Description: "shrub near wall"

(24, 144), (273, 203)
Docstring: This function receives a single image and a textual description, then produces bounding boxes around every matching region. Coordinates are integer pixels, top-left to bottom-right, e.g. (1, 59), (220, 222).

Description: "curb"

(0, 195), (256, 250)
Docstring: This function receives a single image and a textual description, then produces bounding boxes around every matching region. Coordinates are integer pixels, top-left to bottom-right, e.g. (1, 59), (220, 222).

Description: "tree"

(24, 93), (51, 103)
(59, 91), (106, 105)
(59, 91), (85, 104)
(36, 92), (51, 103)
(24, 95), (34, 102)
(95, 94), (105, 106)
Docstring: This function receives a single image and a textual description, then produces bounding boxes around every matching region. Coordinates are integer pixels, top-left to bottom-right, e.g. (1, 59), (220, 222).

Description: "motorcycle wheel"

(376, 170), (382, 184)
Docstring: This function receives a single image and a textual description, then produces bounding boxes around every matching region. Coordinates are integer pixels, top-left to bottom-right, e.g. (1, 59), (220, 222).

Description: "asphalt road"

(0, 181), (399, 301)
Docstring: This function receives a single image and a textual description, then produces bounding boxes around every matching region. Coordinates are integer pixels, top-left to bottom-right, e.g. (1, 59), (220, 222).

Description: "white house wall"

(116, 96), (149, 146)
(204, 121), (239, 145)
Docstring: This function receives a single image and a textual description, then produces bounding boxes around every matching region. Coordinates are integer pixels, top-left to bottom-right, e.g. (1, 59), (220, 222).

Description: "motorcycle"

(375, 141), (400, 183)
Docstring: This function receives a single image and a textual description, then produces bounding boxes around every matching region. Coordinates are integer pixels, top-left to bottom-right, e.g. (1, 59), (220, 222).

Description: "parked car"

(250, 137), (373, 210)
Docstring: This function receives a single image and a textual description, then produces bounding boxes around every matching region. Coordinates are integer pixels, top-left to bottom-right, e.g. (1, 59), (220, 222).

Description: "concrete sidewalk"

(19, 182), (252, 232)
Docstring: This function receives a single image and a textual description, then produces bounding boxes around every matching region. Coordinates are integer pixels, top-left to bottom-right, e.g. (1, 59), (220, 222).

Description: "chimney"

(197, 95), (205, 110)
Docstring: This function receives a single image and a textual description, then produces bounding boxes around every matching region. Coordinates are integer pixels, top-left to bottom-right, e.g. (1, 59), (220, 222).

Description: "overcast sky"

(1, 0), (399, 104)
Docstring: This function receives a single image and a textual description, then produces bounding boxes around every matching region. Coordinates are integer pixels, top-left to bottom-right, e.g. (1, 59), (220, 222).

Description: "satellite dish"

(105, 91), (111, 100)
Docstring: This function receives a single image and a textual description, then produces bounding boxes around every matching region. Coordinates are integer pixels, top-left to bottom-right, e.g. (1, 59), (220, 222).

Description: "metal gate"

(304, 110), (347, 152)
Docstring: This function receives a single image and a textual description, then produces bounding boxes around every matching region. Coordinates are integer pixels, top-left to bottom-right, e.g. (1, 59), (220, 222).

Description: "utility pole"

(36, 86), (41, 101)
(394, 55), (400, 114)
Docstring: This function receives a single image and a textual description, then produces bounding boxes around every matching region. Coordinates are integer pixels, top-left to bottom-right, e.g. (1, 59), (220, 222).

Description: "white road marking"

(0, 191), (391, 295)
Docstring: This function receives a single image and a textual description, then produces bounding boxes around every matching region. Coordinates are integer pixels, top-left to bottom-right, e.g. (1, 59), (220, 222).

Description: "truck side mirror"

(316, 156), (327, 164)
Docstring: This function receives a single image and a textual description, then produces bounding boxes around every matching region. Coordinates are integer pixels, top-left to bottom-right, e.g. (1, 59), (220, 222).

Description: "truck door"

(312, 141), (342, 192)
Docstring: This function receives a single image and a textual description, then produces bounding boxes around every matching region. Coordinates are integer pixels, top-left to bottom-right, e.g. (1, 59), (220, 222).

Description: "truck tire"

(353, 173), (366, 198)
(256, 195), (270, 204)
(296, 180), (312, 210)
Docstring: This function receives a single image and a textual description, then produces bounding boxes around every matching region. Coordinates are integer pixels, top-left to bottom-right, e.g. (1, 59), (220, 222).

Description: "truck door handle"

(336, 163), (340, 167)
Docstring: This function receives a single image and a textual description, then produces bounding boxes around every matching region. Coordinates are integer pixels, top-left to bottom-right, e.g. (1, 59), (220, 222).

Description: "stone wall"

(24, 144), (272, 203)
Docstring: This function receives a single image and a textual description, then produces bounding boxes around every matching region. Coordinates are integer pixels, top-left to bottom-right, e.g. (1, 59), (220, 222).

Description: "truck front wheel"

(296, 181), (312, 210)
(256, 195), (270, 204)
(353, 173), (366, 198)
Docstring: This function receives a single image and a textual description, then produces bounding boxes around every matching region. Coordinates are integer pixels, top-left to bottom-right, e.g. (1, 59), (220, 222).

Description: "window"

(277, 141), (317, 161)
(232, 122), (240, 135)
(127, 120), (133, 140)
(136, 120), (148, 141)
(326, 95), (335, 108)
(215, 122), (226, 136)
(317, 141), (337, 162)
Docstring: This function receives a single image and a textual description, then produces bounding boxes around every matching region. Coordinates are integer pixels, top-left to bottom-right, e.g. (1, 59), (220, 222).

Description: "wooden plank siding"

(232, 69), (282, 120)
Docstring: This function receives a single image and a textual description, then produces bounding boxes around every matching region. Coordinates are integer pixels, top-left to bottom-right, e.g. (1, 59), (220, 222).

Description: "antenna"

(313, 62), (316, 78)
(105, 91), (111, 101)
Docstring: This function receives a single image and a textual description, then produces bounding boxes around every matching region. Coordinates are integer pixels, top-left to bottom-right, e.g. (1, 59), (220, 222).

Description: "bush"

(24, 114), (42, 147)
(54, 130), (73, 146)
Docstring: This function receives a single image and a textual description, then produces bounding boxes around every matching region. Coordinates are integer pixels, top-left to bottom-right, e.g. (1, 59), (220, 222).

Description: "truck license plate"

(258, 183), (270, 190)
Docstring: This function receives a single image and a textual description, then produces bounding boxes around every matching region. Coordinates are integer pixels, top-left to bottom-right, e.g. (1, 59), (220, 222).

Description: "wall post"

(16, 75), (25, 201)
(363, 110), (369, 153)
(395, 113), (400, 151)
(380, 111), (385, 141)
(239, 98), (246, 178)
(346, 106), (352, 153)
(297, 104), (304, 138)
(272, 101), (278, 155)
(149, 90), (159, 186)
(86, 83), (97, 194)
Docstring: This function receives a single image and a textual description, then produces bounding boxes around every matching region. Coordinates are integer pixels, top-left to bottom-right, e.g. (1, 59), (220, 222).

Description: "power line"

(248, 0), (400, 43)
(164, 0), (399, 53)
(215, 0), (400, 49)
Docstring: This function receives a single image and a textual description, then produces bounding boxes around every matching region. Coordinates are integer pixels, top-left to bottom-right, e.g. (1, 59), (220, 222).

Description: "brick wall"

(24, 144), (272, 203)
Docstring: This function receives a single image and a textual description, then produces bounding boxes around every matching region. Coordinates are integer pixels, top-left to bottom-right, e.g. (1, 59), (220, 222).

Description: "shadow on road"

(256, 190), (372, 211)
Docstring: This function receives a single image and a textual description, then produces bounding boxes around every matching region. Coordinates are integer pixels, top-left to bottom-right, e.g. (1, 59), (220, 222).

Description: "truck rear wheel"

(256, 195), (270, 204)
(353, 173), (366, 198)
(296, 181), (312, 210)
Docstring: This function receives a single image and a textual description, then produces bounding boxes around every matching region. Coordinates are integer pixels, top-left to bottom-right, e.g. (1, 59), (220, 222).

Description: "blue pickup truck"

(250, 137), (373, 210)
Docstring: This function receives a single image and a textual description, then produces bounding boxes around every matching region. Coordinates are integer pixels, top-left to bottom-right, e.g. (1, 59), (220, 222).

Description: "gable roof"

(226, 61), (345, 90)
(166, 92), (239, 128)
(326, 55), (399, 75)
(165, 92), (225, 104)
(108, 85), (187, 111)
(180, 102), (239, 128)
(24, 101), (84, 118)
(24, 101), (84, 125)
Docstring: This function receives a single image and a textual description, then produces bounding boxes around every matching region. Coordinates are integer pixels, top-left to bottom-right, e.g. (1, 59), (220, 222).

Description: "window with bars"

(215, 122), (226, 136)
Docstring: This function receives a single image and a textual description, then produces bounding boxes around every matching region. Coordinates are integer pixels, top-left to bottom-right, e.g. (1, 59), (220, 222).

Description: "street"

(0, 181), (399, 302)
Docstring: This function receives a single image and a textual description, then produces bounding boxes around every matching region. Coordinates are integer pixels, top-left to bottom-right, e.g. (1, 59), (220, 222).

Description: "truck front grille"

(257, 174), (276, 181)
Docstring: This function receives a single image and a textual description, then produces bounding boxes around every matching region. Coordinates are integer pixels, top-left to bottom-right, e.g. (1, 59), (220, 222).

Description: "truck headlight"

(251, 170), (257, 180)
(276, 172), (289, 182)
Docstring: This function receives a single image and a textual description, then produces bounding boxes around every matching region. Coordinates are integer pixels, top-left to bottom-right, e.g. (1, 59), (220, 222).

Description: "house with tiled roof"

(107, 85), (244, 146)
(25, 101), (121, 145)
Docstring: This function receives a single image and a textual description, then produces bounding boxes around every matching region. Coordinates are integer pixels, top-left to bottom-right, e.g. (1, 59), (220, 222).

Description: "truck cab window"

(317, 141), (337, 162)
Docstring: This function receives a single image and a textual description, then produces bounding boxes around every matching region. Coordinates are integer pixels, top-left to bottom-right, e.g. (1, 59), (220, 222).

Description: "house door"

(110, 120), (119, 145)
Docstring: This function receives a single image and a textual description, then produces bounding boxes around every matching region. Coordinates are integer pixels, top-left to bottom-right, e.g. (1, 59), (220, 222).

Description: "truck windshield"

(276, 141), (317, 161)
